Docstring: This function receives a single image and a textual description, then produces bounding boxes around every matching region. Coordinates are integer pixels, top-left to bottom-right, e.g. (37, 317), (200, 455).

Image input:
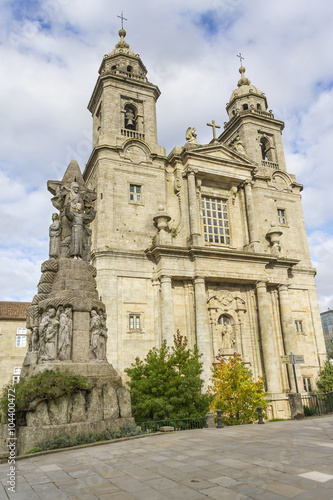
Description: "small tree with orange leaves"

(208, 353), (268, 425)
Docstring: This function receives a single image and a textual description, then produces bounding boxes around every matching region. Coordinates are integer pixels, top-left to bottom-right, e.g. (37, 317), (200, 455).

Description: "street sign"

(280, 355), (289, 363)
(294, 355), (304, 364)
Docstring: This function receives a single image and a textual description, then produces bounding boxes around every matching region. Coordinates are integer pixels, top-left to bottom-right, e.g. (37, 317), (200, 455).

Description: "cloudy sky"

(0, 0), (332, 311)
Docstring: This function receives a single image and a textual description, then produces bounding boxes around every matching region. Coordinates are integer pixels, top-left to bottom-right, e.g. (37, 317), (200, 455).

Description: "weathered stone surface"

(117, 386), (132, 418)
(48, 396), (69, 425)
(103, 384), (119, 419)
(86, 387), (104, 422)
(68, 391), (87, 423)
(26, 401), (50, 427)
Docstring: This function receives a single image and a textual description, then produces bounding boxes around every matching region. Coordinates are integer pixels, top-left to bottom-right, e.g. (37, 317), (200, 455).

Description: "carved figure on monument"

(38, 307), (59, 362)
(49, 213), (61, 258)
(32, 327), (39, 351)
(89, 310), (108, 360)
(233, 136), (246, 155)
(65, 202), (96, 260)
(58, 307), (72, 361)
(98, 310), (108, 360)
(185, 127), (199, 144)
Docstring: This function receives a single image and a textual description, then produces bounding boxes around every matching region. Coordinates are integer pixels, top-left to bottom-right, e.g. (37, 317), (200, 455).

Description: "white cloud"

(1, 0), (333, 310)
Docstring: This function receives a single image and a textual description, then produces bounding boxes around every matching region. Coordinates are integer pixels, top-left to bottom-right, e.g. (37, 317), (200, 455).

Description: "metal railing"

(137, 417), (206, 434)
(302, 392), (333, 417)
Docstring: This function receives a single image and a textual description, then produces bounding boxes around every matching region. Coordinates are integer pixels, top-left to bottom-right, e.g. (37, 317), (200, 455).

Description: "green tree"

(316, 359), (333, 393)
(125, 332), (210, 421)
(208, 353), (268, 425)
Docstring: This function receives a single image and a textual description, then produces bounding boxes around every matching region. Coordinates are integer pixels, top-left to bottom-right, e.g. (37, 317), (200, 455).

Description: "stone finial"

(266, 223), (283, 255)
(237, 66), (251, 87)
(116, 28), (130, 49)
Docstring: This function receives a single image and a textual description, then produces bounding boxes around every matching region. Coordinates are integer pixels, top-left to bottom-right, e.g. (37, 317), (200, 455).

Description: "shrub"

(99, 428), (122, 441)
(125, 332), (210, 421)
(0, 369), (90, 415)
(209, 353), (268, 426)
(26, 447), (43, 454)
(120, 423), (142, 437)
(76, 432), (97, 445)
(37, 433), (77, 451)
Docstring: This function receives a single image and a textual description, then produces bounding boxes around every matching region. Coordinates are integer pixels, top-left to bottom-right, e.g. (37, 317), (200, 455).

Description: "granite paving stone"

(0, 415), (332, 499)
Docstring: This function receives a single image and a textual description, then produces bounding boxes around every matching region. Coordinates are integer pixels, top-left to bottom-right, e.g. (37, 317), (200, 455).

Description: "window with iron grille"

(202, 196), (230, 245)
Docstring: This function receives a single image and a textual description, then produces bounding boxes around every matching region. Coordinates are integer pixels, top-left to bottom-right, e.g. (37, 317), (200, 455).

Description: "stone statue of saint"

(233, 136), (246, 156)
(98, 310), (108, 360)
(185, 127), (198, 144)
(89, 310), (101, 360)
(65, 202), (96, 260)
(49, 213), (61, 258)
(32, 327), (39, 351)
(221, 322), (235, 350)
(58, 307), (72, 360)
(38, 307), (59, 362)
(68, 181), (82, 209)
(89, 310), (108, 360)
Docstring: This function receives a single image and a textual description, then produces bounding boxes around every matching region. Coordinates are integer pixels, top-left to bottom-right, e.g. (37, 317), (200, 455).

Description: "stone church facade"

(83, 29), (326, 417)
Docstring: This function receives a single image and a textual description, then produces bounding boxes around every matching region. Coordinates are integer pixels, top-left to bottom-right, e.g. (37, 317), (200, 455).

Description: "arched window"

(232, 110), (236, 116)
(260, 137), (273, 161)
(242, 103), (248, 110)
(257, 103), (261, 110)
(218, 314), (231, 326)
(124, 104), (137, 130)
(127, 65), (133, 74)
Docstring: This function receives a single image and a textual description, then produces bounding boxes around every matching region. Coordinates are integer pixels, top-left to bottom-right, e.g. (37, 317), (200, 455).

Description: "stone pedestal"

(289, 393), (305, 420)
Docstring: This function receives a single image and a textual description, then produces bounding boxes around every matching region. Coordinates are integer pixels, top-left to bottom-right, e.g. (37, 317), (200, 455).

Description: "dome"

(226, 65), (268, 117)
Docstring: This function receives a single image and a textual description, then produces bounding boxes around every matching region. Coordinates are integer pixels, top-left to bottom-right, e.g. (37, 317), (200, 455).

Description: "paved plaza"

(1, 415), (333, 499)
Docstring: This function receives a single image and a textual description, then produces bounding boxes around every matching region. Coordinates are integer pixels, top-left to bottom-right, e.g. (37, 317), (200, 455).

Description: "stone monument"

(16, 160), (133, 454)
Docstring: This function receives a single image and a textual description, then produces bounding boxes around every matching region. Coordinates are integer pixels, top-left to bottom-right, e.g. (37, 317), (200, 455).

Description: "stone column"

(244, 181), (260, 250)
(187, 169), (201, 246)
(160, 276), (176, 346)
(256, 281), (281, 393)
(278, 285), (302, 393)
(194, 277), (213, 390)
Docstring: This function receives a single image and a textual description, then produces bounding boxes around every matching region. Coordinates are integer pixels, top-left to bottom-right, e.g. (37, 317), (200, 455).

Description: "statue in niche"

(58, 307), (72, 361)
(38, 307), (59, 362)
(65, 202), (96, 260)
(219, 315), (235, 350)
(49, 213), (61, 258)
(185, 127), (199, 144)
(89, 310), (108, 360)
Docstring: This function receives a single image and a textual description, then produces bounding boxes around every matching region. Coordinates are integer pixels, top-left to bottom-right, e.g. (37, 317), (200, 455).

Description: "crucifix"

(117, 11), (127, 29)
(207, 120), (221, 142)
(237, 53), (244, 65)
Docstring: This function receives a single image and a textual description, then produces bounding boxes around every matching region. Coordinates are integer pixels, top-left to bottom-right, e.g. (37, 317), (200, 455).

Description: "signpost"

(280, 352), (304, 393)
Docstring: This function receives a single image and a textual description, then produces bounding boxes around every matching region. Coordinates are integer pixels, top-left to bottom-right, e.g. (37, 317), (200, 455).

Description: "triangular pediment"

(185, 143), (255, 167)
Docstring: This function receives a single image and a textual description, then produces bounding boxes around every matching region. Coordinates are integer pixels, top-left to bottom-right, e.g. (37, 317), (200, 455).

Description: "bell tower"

(219, 64), (287, 171)
(88, 28), (161, 150)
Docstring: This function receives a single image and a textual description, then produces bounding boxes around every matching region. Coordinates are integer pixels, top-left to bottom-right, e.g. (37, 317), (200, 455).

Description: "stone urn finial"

(153, 206), (172, 245)
(266, 223), (283, 255)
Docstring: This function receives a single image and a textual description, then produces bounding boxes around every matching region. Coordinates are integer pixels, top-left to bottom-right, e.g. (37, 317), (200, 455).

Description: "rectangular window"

(129, 314), (141, 330)
(277, 208), (286, 225)
(202, 196), (230, 245)
(303, 378), (312, 392)
(13, 367), (22, 375)
(17, 327), (27, 335)
(16, 335), (26, 348)
(129, 184), (141, 203)
(295, 320), (303, 333)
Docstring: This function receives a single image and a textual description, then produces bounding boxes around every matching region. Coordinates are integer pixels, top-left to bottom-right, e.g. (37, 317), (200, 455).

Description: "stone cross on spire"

(117, 11), (127, 29)
(237, 52), (244, 66)
(207, 120), (221, 142)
